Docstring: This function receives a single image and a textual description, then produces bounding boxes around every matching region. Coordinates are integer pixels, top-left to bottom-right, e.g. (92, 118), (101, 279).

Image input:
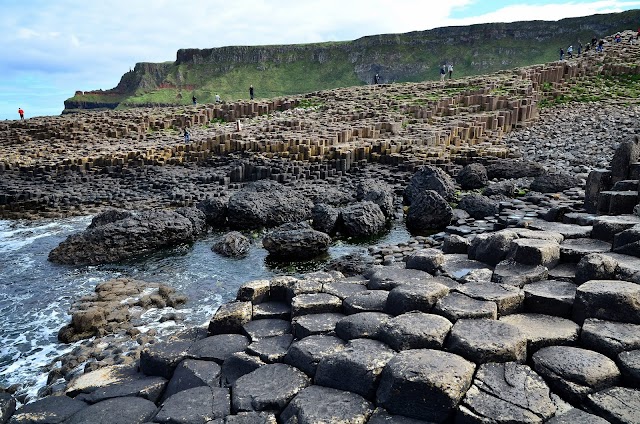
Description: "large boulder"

(610, 136), (640, 184)
(613, 224), (640, 257)
(49, 208), (204, 265)
(356, 179), (395, 217)
(340, 201), (387, 237)
(404, 165), (456, 204)
(311, 203), (340, 235)
(457, 163), (488, 189)
(227, 180), (313, 229)
(457, 193), (499, 219)
(468, 230), (519, 266)
(196, 195), (229, 225)
(406, 190), (453, 233)
(486, 160), (545, 179)
(530, 173), (581, 193)
(262, 222), (331, 259)
(212, 231), (251, 257)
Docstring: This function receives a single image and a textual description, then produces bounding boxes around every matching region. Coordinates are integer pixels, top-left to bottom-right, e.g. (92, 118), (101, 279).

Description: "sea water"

(0, 216), (410, 400)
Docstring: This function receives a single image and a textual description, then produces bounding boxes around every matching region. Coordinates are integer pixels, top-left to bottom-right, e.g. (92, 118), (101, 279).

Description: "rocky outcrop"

(404, 165), (456, 204)
(406, 190), (453, 233)
(48, 208), (205, 265)
(212, 231), (251, 257)
(262, 223), (332, 259)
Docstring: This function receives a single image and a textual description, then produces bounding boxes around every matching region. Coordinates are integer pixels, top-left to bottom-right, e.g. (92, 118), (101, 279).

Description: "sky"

(1, 0), (639, 120)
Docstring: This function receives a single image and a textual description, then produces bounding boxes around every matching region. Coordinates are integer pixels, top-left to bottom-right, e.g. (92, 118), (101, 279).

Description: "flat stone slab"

(586, 387), (640, 424)
(367, 267), (432, 290)
(526, 219), (592, 239)
(236, 279), (271, 303)
(378, 312), (453, 351)
(384, 281), (449, 315)
(446, 318), (527, 363)
(546, 407), (610, 424)
(581, 318), (640, 356)
(601, 252), (640, 284)
(232, 363), (311, 413)
(252, 301), (291, 320)
(208, 301), (253, 335)
(405, 248), (445, 274)
(492, 259), (548, 288)
(63, 397), (157, 424)
(155, 386), (230, 423)
(618, 350), (640, 387)
(280, 385), (374, 424)
(499, 313), (580, 353)
(291, 293), (342, 317)
(433, 292), (498, 322)
(376, 349), (475, 422)
(367, 407), (436, 423)
(9, 396), (86, 424)
(548, 263), (577, 282)
(574, 280), (640, 324)
(591, 215), (640, 243)
(315, 338), (396, 399)
(220, 352), (266, 387)
(224, 411), (277, 423)
(509, 238), (560, 268)
(247, 334), (293, 363)
(457, 362), (556, 423)
(343, 290), (389, 314)
(187, 334), (250, 363)
(322, 281), (368, 299)
(242, 319), (291, 341)
(335, 312), (391, 341)
(440, 254), (493, 281)
(455, 282), (524, 315)
(532, 346), (621, 404)
(291, 313), (344, 339)
(140, 339), (192, 379)
(162, 359), (221, 401)
(560, 238), (612, 262)
(284, 335), (346, 377)
(523, 280), (576, 318)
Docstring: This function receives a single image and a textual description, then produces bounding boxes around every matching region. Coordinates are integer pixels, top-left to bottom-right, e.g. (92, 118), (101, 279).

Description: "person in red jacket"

(18, 108), (24, 120)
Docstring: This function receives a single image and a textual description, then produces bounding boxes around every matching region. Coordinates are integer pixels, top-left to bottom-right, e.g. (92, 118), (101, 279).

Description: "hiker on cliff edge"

(440, 65), (446, 82)
(249, 85), (254, 100)
(567, 45), (573, 59)
(18, 108), (24, 121)
(374, 73), (380, 85)
(448, 64), (454, 79)
(559, 48), (564, 61)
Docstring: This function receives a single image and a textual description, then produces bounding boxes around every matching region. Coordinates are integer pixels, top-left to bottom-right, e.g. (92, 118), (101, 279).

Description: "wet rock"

(457, 163), (488, 190)
(283, 335), (346, 377)
(376, 349), (475, 421)
(456, 282), (524, 315)
(212, 231), (250, 257)
(48, 208), (202, 265)
(315, 338), (395, 399)
(162, 359), (221, 401)
(155, 386), (230, 423)
(406, 190), (453, 233)
(457, 193), (499, 219)
(434, 292), (498, 321)
(405, 248), (444, 274)
(492, 260), (549, 288)
(242, 319), (291, 341)
(335, 312), (391, 341)
(291, 293), (341, 317)
(404, 165), (456, 203)
(499, 313), (579, 353)
(280, 385), (374, 424)
(343, 291), (389, 314)
(231, 363), (310, 413)
(585, 386), (640, 424)
(187, 334), (250, 364)
(63, 397), (157, 424)
(227, 180), (313, 229)
(523, 280), (576, 318)
(324, 253), (372, 277)
(311, 203), (340, 235)
(220, 352), (266, 387)
(532, 346), (620, 404)
(208, 301), (253, 335)
(291, 313), (344, 338)
(574, 280), (640, 324)
(341, 201), (387, 237)
(384, 281), (449, 315)
(262, 222), (331, 259)
(246, 334), (293, 363)
(457, 362), (556, 423)
(618, 350), (640, 387)
(378, 312), (452, 351)
(581, 318), (640, 356)
(446, 318), (527, 364)
(0, 393), (14, 424)
(8, 395), (85, 424)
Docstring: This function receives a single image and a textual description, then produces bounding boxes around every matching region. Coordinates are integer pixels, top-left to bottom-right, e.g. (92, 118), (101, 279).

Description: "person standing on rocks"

(215, 94), (221, 103)
(597, 39), (604, 52)
(577, 41), (582, 56)
(567, 45), (573, 59)
(18, 108), (24, 121)
(448, 64), (454, 79)
(559, 48), (564, 61)
(440, 65), (446, 82)
(374, 73), (380, 85)
(249, 85), (254, 100)
(192, 95), (197, 105)
(183, 127), (191, 142)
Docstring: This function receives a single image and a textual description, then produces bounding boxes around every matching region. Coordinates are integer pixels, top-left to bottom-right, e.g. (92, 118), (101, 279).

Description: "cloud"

(1, 0), (639, 119)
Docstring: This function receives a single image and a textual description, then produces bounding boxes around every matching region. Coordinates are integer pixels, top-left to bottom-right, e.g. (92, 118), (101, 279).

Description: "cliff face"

(64, 9), (640, 112)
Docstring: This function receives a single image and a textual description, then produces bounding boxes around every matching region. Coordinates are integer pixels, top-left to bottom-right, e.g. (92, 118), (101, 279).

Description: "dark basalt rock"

(340, 201), (387, 237)
(446, 318), (527, 364)
(227, 180), (313, 229)
(8, 395), (85, 424)
(187, 334), (250, 364)
(284, 335), (346, 377)
(212, 231), (251, 257)
(356, 179), (395, 217)
(262, 222), (331, 259)
(404, 165), (456, 203)
(457, 163), (488, 190)
(486, 160), (545, 179)
(406, 190), (453, 233)
(161, 359), (221, 401)
(221, 352), (266, 387)
(457, 193), (499, 219)
(196, 195), (229, 225)
(154, 386), (230, 423)
(378, 311), (452, 351)
(311, 203), (340, 235)
(585, 386), (640, 424)
(335, 312), (391, 341)
(48, 208), (204, 265)
(280, 385), (374, 424)
(62, 397), (157, 424)
(530, 172), (580, 193)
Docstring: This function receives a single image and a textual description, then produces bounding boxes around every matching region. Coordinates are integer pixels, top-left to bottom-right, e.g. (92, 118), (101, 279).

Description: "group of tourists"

(440, 63), (454, 81)
(560, 35), (611, 60)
